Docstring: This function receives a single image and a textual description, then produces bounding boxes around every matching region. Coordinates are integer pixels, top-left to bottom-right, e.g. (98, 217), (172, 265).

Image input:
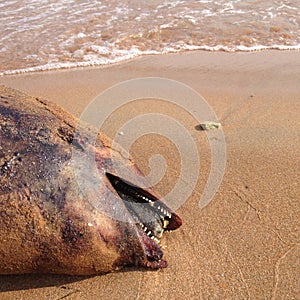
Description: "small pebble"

(196, 121), (221, 131)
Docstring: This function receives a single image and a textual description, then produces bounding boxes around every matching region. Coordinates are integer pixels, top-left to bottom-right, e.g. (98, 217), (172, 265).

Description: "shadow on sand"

(0, 266), (153, 292)
(0, 274), (92, 292)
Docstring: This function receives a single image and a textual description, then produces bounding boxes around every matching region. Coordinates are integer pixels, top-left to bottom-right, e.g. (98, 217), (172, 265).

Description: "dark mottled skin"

(0, 86), (180, 275)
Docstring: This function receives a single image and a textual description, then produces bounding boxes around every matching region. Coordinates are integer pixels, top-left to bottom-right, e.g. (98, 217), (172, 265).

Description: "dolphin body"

(0, 85), (181, 275)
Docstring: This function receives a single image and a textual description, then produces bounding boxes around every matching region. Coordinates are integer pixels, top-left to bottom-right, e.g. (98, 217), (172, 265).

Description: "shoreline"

(0, 49), (299, 299)
(1, 50), (299, 117)
(1, 47), (300, 77)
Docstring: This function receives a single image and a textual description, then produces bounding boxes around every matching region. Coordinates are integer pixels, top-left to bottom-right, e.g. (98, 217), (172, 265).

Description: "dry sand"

(0, 50), (299, 299)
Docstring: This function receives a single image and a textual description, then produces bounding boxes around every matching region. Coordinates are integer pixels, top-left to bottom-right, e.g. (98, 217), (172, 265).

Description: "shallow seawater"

(0, 0), (299, 75)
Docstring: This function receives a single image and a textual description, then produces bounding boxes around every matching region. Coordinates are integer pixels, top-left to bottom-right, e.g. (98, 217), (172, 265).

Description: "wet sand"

(0, 50), (299, 299)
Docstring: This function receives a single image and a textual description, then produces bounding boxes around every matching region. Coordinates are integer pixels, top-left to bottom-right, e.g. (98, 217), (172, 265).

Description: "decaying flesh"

(0, 85), (182, 275)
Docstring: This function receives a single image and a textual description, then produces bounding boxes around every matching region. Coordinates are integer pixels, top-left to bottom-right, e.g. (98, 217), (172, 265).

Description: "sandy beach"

(0, 50), (299, 299)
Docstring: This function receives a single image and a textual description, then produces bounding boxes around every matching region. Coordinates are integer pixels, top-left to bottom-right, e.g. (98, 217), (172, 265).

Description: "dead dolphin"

(0, 85), (181, 275)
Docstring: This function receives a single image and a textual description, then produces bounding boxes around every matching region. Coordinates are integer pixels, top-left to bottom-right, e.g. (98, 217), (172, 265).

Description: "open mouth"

(106, 172), (182, 245)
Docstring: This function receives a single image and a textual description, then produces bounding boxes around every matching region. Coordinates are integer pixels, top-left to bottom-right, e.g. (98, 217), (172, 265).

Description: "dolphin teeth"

(163, 220), (169, 229)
